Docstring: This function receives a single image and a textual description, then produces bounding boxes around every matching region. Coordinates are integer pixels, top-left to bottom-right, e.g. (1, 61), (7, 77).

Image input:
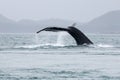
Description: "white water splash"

(15, 44), (41, 49)
(56, 32), (66, 46)
(34, 32), (75, 47)
(97, 44), (114, 48)
(89, 44), (115, 48)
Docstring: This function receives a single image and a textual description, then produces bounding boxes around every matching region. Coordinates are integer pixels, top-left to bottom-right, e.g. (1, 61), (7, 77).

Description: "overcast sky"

(0, 0), (120, 22)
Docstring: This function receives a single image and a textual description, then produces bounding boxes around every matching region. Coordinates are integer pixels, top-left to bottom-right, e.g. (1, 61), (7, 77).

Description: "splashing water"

(27, 32), (68, 48)
(33, 32), (77, 47)
(56, 32), (66, 46)
(89, 44), (115, 48)
(97, 44), (114, 48)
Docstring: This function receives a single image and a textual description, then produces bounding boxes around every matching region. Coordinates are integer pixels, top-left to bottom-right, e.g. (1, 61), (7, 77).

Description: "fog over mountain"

(84, 10), (120, 33)
(0, 10), (120, 33)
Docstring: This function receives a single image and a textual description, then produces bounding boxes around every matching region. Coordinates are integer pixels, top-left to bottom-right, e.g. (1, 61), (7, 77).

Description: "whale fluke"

(36, 27), (68, 33)
(36, 24), (93, 45)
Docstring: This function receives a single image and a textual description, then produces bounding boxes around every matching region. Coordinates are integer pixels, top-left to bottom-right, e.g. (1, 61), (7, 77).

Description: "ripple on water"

(0, 68), (120, 80)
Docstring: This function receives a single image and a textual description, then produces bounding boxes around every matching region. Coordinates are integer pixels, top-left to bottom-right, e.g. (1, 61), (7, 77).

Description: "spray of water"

(33, 32), (67, 47)
(56, 32), (66, 46)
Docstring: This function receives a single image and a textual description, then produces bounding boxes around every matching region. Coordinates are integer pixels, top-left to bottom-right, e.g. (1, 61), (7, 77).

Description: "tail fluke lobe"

(36, 27), (68, 33)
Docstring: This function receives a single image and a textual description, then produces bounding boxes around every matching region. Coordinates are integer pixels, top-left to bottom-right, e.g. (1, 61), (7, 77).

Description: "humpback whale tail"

(36, 24), (93, 45)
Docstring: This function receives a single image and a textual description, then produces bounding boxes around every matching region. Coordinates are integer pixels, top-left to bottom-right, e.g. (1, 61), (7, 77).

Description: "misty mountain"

(0, 15), (76, 33)
(0, 10), (120, 33)
(0, 14), (19, 33)
(84, 10), (120, 33)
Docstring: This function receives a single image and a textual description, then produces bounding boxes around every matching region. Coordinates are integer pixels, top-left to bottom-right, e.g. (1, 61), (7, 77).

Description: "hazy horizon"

(0, 0), (120, 22)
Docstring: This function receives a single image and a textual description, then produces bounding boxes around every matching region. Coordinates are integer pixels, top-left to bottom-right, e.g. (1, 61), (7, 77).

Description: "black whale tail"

(36, 24), (93, 45)
(67, 27), (93, 45)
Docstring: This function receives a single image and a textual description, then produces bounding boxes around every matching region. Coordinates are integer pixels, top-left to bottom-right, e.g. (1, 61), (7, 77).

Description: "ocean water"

(0, 32), (120, 80)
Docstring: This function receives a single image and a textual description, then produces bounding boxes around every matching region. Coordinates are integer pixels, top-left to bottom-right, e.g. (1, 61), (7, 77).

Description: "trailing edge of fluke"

(36, 23), (93, 45)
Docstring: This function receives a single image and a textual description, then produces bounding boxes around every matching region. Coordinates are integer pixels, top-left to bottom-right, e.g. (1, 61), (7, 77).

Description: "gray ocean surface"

(0, 32), (120, 80)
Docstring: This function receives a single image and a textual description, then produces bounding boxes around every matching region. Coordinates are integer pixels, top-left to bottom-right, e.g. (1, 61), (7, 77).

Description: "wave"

(0, 44), (117, 49)
(0, 42), (119, 52)
(15, 43), (66, 49)
(88, 44), (117, 48)
(97, 44), (114, 48)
